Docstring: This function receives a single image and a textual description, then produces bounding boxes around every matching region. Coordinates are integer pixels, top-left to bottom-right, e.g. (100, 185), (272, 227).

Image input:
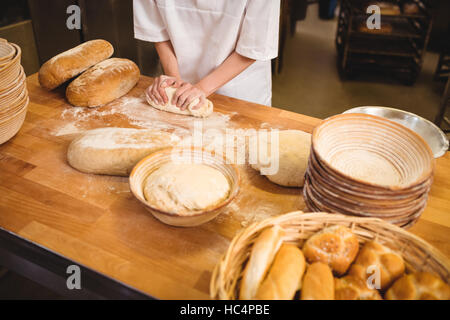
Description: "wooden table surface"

(0, 74), (449, 299)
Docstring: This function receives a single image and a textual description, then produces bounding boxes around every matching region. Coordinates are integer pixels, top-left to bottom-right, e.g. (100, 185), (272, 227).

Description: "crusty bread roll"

(66, 58), (140, 107)
(239, 226), (284, 300)
(300, 262), (334, 300)
(349, 241), (405, 290)
(67, 127), (179, 176)
(39, 39), (113, 90)
(335, 275), (382, 300)
(303, 225), (359, 275)
(255, 244), (306, 300)
(385, 272), (450, 300)
(146, 86), (213, 118)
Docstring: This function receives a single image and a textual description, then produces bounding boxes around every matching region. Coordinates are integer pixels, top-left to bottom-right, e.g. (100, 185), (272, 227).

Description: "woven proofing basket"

(210, 211), (450, 300)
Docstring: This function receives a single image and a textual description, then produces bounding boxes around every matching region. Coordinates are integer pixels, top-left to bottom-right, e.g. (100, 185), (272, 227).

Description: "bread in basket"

(210, 211), (450, 300)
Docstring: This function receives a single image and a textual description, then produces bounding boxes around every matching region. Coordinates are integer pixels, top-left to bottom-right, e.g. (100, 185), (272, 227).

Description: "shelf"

(347, 37), (420, 58)
(350, 16), (425, 39)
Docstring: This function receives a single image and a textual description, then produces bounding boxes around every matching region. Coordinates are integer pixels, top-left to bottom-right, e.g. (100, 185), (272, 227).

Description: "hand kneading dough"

(67, 127), (179, 176)
(143, 163), (230, 215)
(146, 86), (213, 118)
(251, 130), (311, 187)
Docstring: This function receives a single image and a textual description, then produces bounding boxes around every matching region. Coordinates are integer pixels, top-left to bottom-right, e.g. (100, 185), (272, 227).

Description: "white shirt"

(133, 0), (280, 106)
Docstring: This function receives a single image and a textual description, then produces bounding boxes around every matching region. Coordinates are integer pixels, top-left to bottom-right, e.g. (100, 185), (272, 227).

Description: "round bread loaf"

(66, 58), (140, 107)
(38, 39), (114, 90)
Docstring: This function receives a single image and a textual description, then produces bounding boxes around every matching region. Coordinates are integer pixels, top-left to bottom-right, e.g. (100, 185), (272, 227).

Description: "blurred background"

(0, 0), (449, 298)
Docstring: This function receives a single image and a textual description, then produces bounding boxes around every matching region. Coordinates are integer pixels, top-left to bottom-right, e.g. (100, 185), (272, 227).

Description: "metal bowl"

(343, 106), (449, 158)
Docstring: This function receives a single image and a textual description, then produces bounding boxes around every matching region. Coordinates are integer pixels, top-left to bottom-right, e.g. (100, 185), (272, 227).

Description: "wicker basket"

(210, 211), (450, 300)
(0, 98), (28, 144)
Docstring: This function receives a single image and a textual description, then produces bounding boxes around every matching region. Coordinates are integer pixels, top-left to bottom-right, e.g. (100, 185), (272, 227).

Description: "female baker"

(133, 0), (280, 109)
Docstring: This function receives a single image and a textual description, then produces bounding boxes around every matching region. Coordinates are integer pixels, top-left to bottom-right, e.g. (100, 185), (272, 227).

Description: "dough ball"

(146, 86), (213, 118)
(251, 130), (311, 187)
(143, 163), (230, 215)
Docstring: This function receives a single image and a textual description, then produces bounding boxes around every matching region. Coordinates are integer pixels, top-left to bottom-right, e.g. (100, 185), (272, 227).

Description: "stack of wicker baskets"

(0, 38), (28, 144)
(304, 114), (435, 228)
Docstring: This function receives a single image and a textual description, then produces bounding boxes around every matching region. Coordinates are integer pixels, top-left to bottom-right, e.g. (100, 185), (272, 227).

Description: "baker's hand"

(172, 82), (206, 110)
(146, 75), (182, 105)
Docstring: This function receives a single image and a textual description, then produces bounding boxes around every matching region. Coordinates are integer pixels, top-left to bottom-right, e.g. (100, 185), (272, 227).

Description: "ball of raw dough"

(143, 163), (230, 215)
(146, 86), (213, 118)
(251, 130), (311, 187)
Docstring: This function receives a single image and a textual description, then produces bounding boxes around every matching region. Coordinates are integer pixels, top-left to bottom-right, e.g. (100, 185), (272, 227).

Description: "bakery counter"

(0, 73), (448, 299)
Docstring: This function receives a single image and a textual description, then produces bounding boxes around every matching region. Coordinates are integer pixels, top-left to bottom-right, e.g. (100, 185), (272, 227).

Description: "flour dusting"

(53, 94), (236, 138)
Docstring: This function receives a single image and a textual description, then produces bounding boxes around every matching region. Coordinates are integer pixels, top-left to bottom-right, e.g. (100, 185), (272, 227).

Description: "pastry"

(303, 225), (359, 275)
(239, 226), (284, 299)
(349, 241), (405, 290)
(335, 275), (382, 300)
(255, 244), (306, 300)
(385, 272), (450, 300)
(300, 262), (334, 300)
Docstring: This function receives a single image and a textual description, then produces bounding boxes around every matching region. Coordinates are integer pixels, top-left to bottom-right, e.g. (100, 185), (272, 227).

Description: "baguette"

(300, 262), (334, 300)
(255, 244), (306, 300)
(66, 58), (140, 107)
(239, 226), (284, 300)
(38, 39), (113, 90)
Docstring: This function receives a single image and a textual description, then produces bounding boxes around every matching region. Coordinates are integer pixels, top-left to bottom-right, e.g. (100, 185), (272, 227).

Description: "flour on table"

(53, 95), (236, 139)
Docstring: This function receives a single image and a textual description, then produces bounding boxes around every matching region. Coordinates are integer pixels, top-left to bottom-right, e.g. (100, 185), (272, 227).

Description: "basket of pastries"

(210, 211), (450, 300)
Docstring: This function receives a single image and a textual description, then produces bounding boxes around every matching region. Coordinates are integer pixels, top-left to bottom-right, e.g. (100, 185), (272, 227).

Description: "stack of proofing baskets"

(0, 38), (28, 144)
(303, 114), (435, 228)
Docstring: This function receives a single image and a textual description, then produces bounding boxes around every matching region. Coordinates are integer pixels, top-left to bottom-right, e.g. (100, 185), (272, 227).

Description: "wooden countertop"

(0, 74), (449, 299)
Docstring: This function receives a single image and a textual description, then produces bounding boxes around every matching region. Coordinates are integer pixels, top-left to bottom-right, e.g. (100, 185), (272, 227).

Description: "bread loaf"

(300, 262), (334, 300)
(303, 225), (359, 275)
(38, 40), (113, 90)
(239, 226), (284, 299)
(66, 58), (140, 107)
(335, 275), (382, 300)
(349, 241), (405, 290)
(255, 244), (306, 300)
(146, 86), (213, 118)
(385, 272), (450, 300)
(67, 127), (180, 176)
